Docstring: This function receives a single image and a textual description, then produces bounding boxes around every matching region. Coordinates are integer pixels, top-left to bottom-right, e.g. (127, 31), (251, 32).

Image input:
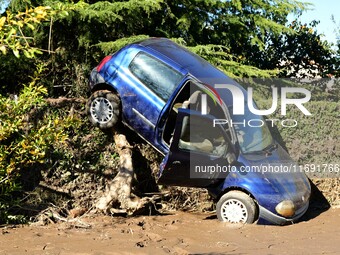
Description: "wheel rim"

(220, 199), (248, 223)
(90, 97), (114, 124)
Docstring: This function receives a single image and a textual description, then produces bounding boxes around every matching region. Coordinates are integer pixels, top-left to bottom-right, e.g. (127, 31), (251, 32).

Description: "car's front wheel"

(87, 90), (120, 130)
(216, 191), (258, 224)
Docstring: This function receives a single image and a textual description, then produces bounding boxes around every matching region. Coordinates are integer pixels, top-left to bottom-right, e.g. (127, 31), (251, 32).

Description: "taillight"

(97, 55), (112, 72)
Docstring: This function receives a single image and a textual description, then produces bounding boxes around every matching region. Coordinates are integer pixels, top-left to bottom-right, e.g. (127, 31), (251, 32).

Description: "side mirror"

(225, 152), (236, 165)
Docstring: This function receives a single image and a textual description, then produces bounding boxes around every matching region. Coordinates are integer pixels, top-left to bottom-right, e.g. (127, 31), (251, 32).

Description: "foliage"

(0, 5), (54, 94)
(248, 78), (340, 166)
(268, 100), (340, 166)
(96, 35), (279, 78)
(80, 0), (310, 77)
(238, 78), (340, 103)
(240, 78), (340, 168)
(272, 20), (335, 78)
(1, 0), (318, 97)
(332, 15), (340, 77)
(0, 0), (339, 222)
(95, 35), (151, 55)
(0, 6), (51, 57)
(0, 64), (79, 223)
(186, 43), (279, 78)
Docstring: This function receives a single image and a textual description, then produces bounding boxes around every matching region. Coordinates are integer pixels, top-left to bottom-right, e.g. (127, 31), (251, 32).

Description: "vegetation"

(0, 64), (79, 223)
(2, 0), (336, 94)
(0, 0), (339, 223)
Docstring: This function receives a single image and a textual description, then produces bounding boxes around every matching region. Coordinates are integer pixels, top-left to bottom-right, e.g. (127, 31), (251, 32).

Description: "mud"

(1, 208), (339, 255)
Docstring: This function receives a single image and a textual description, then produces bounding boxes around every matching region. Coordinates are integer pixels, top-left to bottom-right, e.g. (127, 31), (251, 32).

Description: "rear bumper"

(259, 201), (309, 225)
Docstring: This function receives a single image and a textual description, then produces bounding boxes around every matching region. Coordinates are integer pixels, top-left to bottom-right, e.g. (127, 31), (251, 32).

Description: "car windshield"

(229, 104), (274, 154)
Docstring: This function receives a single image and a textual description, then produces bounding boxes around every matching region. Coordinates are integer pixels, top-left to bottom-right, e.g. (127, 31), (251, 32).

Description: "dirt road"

(0, 208), (339, 255)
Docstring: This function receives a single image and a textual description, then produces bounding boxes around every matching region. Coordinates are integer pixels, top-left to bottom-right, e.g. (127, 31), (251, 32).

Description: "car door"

(123, 51), (184, 143)
(158, 108), (236, 187)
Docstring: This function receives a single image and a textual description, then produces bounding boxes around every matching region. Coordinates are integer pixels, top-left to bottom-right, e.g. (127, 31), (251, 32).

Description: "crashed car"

(87, 38), (311, 225)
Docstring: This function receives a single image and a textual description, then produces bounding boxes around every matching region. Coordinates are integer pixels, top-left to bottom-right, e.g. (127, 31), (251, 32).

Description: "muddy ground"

(1, 207), (339, 255)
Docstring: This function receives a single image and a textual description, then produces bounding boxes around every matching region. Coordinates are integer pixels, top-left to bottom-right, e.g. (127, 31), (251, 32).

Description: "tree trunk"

(95, 132), (147, 214)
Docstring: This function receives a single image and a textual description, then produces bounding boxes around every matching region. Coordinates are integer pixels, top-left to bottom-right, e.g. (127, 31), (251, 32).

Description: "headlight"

(275, 200), (295, 217)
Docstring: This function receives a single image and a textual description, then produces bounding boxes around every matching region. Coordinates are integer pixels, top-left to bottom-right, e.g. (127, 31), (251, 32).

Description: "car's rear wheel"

(87, 90), (120, 130)
(216, 191), (257, 224)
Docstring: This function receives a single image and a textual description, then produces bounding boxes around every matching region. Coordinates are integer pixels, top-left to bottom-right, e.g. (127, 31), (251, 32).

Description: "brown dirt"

(1, 208), (339, 255)
(311, 178), (340, 206)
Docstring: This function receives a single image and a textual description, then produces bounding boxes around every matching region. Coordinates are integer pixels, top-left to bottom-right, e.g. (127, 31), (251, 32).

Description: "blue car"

(87, 38), (311, 225)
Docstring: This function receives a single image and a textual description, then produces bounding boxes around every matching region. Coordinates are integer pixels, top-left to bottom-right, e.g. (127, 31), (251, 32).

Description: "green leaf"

(12, 49), (20, 58)
(26, 23), (35, 30)
(0, 45), (7, 55)
(23, 49), (33, 58)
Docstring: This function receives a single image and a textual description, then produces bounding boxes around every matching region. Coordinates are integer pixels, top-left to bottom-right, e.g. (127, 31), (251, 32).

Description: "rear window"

(129, 52), (184, 101)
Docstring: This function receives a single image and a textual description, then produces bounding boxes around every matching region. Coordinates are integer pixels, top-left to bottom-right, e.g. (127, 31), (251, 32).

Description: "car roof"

(135, 38), (237, 86)
(131, 38), (246, 108)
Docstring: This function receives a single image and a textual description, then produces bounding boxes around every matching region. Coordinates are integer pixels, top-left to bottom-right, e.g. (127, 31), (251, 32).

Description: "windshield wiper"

(262, 143), (278, 156)
(242, 143), (278, 156)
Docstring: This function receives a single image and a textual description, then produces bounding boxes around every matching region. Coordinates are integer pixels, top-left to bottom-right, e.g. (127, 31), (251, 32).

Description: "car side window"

(129, 52), (184, 101)
(178, 116), (227, 157)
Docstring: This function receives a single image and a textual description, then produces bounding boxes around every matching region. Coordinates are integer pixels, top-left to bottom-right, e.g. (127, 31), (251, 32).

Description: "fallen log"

(46, 97), (86, 108)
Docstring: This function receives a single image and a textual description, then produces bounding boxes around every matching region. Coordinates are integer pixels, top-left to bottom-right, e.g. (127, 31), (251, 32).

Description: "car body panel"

(89, 37), (311, 225)
(158, 108), (234, 187)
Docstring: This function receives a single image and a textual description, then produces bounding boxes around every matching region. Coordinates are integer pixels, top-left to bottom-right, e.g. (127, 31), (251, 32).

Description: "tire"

(216, 191), (258, 224)
(87, 90), (120, 130)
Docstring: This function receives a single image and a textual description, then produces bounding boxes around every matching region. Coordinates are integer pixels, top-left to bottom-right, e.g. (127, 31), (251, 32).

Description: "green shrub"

(257, 100), (340, 166)
(0, 68), (79, 223)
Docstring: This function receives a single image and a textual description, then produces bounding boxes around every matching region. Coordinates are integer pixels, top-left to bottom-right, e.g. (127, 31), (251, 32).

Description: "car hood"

(233, 144), (311, 212)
